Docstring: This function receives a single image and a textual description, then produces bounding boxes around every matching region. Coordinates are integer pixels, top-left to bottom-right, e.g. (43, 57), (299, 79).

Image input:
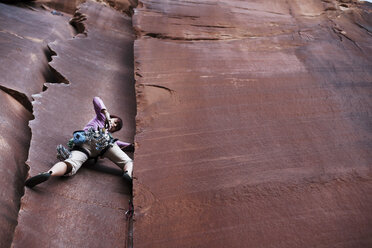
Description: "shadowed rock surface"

(133, 0), (372, 247)
(0, 91), (32, 248)
(9, 1), (136, 247)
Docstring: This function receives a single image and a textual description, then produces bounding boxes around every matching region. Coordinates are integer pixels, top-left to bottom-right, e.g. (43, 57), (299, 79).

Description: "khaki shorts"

(64, 143), (133, 177)
(64, 150), (89, 176)
(103, 143), (133, 176)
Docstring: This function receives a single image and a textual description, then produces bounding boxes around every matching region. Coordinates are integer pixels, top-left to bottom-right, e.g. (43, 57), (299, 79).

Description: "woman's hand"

(102, 109), (112, 129)
(108, 119), (116, 129)
(105, 118), (113, 129)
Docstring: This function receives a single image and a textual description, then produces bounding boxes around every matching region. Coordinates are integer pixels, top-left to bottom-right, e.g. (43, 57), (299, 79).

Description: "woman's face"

(108, 118), (120, 133)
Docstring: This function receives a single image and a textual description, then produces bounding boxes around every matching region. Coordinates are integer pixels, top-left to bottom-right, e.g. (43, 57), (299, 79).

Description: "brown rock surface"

(18, 0), (139, 15)
(0, 90), (32, 248)
(34, 0), (86, 14)
(133, 0), (372, 247)
(0, 3), (72, 110)
(1, 0), (371, 247)
(10, 1), (136, 247)
(0, 3), (70, 247)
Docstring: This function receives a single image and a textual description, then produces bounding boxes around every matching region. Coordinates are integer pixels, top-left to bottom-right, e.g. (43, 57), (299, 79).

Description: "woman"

(25, 97), (134, 189)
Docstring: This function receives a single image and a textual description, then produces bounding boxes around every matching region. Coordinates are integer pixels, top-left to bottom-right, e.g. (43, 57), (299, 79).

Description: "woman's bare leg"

(25, 163), (66, 188)
(26, 159), (74, 188)
(49, 162), (72, 176)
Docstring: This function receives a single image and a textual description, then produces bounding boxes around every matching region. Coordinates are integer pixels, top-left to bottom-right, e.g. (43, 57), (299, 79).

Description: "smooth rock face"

(0, 3), (72, 107)
(11, 1), (136, 247)
(133, 0), (372, 247)
(0, 91), (32, 248)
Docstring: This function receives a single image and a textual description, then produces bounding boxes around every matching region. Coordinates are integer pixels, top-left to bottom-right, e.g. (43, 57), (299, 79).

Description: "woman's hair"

(110, 115), (123, 132)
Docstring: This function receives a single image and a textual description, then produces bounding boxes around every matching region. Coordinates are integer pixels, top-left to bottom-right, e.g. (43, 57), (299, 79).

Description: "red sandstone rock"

(11, 1), (136, 247)
(1, 0), (371, 247)
(30, 0), (138, 14)
(35, 0), (86, 14)
(0, 3), (72, 108)
(0, 3), (70, 247)
(0, 91), (32, 248)
(133, 0), (372, 247)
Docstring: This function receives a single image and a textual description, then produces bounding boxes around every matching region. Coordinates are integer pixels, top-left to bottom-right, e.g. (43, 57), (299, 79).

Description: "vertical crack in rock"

(0, 37), (74, 248)
(42, 45), (70, 89)
(0, 3), (75, 246)
(7, 35), (72, 248)
(11, 1), (137, 247)
(3, 0), (371, 247)
(44, 45), (70, 84)
(0, 89), (32, 248)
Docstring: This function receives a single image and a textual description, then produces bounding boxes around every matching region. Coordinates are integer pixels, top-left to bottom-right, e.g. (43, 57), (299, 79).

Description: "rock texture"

(0, 3), (72, 110)
(133, 0), (372, 247)
(0, 0), (371, 247)
(9, 1), (136, 247)
(0, 3), (71, 247)
(7, 0), (139, 15)
(0, 91), (32, 248)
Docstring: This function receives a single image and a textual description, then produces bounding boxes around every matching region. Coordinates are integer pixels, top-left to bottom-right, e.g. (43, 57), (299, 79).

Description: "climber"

(25, 96), (134, 190)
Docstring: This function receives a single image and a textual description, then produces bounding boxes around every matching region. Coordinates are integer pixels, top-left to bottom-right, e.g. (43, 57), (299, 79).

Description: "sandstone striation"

(132, 0), (372, 247)
(0, 0), (371, 247)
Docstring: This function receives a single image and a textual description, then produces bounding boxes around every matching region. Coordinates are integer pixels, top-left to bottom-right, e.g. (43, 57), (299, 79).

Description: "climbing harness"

(56, 144), (71, 161)
(70, 128), (115, 151)
(62, 127), (118, 161)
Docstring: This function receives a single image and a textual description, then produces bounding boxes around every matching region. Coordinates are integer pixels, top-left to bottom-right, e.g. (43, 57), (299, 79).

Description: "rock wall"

(0, 1), (136, 247)
(0, 92), (32, 248)
(0, 0), (371, 247)
(0, 4), (71, 247)
(11, 1), (136, 247)
(132, 0), (372, 247)
(0, 0), (137, 15)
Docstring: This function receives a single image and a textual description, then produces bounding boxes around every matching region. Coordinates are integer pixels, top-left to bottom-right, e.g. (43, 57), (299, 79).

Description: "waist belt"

(71, 146), (90, 158)
(71, 138), (118, 162)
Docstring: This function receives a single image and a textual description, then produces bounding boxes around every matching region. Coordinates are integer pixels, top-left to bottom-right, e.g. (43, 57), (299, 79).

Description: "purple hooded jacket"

(84, 97), (130, 148)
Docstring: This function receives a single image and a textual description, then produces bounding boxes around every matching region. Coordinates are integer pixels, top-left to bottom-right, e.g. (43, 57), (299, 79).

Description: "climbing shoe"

(25, 172), (52, 188)
(122, 172), (133, 191)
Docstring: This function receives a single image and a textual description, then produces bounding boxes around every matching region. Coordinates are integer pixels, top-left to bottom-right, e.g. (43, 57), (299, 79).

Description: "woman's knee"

(115, 158), (132, 167)
(64, 162), (73, 175)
